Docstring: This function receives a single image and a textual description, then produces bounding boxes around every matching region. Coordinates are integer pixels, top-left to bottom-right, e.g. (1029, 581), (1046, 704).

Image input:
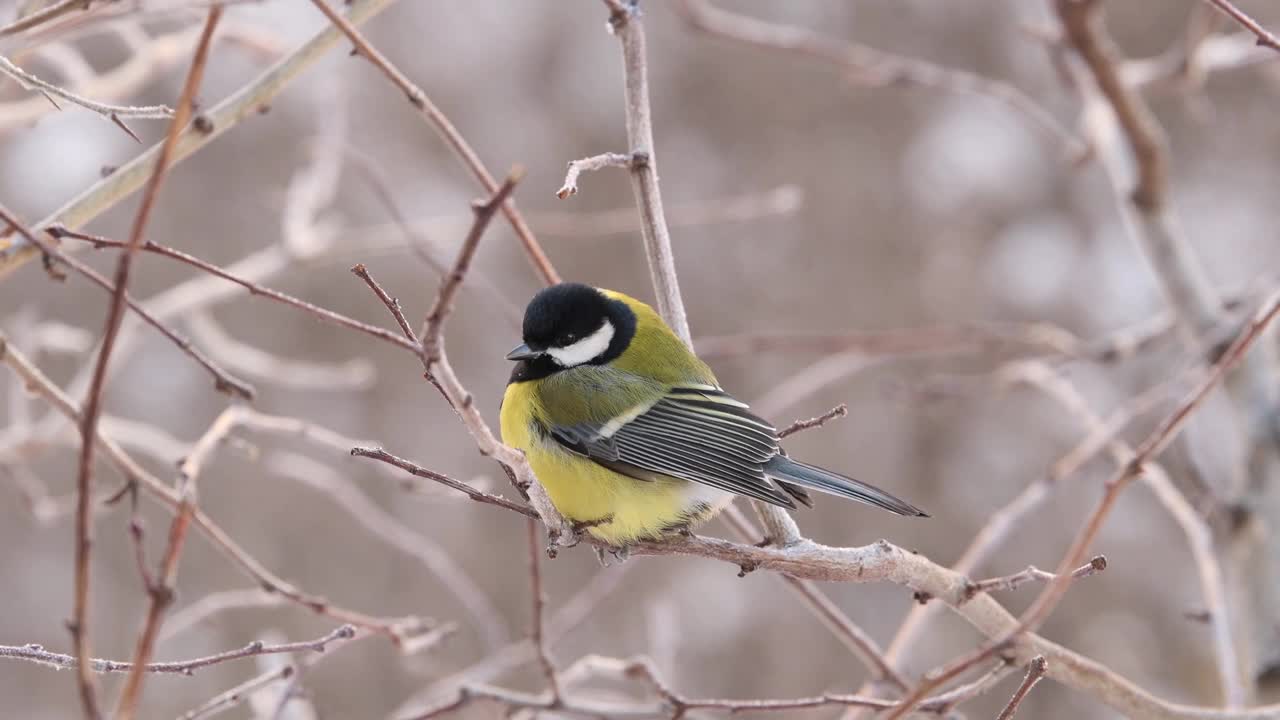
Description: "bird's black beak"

(505, 343), (541, 361)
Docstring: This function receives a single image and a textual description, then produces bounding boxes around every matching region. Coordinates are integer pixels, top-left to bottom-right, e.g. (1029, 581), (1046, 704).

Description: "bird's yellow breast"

(500, 380), (723, 545)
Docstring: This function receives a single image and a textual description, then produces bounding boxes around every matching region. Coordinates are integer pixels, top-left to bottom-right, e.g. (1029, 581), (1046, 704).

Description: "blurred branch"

(394, 567), (631, 717)
(0, 213), (255, 399)
(0, 20), (283, 132)
(159, 589), (284, 642)
(996, 656), (1048, 720)
(305, 0), (560, 286)
(526, 518), (562, 706)
(1202, 0), (1280, 51)
(0, 625), (354, 675)
(185, 310), (376, 391)
(1000, 359), (1241, 707)
(672, 0), (1087, 160)
(0, 0), (100, 38)
(1058, 0), (1221, 334)
(0, 0), (405, 280)
(721, 505), (911, 692)
(697, 314), (1178, 363)
(556, 152), (633, 199)
(267, 451), (510, 652)
(887, 291), (1280, 715)
(0, 330), (440, 644)
(178, 665), (295, 720)
(1059, 0), (1280, 696)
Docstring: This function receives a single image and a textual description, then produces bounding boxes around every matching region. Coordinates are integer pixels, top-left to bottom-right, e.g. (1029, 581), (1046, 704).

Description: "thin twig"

(556, 152), (632, 198)
(777, 403), (848, 439)
(0, 332), (437, 644)
(0, 53), (172, 124)
(527, 518), (562, 705)
(0, 0), (99, 38)
(267, 451), (509, 651)
(71, 10), (221, 718)
(350, 447), (536, 517)
(721, 506), (911, 691)
(350, 263), (416, 340)
(604, 1), (690, 341)
(50, 227), (417, 353)
(177, 666), (295, 720)
(420, 167), (525, 363)
(965, 556), (1107, 602)
(995, 656), (1048, 720)
(0, 213), (254, 399)
(0, 625), (354, 675)
(884, 289), (1280, 717)
(305, 0), (560, 286)
(0, 0), (406, 281)
(1203, 0), (1280, 51)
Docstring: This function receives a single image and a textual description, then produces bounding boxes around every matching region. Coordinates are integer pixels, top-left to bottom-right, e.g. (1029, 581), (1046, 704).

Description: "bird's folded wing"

(548, 385), (797, 508)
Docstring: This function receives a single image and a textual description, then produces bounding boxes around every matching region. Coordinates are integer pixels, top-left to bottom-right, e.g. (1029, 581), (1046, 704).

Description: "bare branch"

(0, 213), (255, 399)
(603, 1), (689, 341)
(996, 656), (1049, 720)
(966, 557), (1107, 602)
(777, 403), (848, 439)
(0, 53), (172, 124)
(421, 168), (525, 362)
(0, 0), (407, 281)
(0, 331), (439, 644)
(556, 152), (633, 199)
(885, 289), (1280, 716)
(75, 10), (221, 717)
(349, 447), (535, 518)
(1058, 0), (1221, 332)
(0, 625), (354, 676)
(1203, 0), (1280, 52)
(50, 227), (418, 353)
(305, 0), (560, 286)
(526, 518), (562, 704)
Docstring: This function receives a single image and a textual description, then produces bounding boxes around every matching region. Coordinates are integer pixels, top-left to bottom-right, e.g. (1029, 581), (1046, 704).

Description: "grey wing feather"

(547, 387), (798, 508)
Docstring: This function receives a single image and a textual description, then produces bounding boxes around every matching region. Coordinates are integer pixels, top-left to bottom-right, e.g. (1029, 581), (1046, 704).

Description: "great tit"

(500, 283), (927, 547)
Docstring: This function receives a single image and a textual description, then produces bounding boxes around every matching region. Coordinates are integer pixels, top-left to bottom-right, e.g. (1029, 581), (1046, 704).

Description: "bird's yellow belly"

(501, 382), (729, 545)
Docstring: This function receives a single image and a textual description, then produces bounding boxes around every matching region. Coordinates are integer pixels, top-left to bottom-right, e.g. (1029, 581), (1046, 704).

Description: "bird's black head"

(505, 283), (636, 382)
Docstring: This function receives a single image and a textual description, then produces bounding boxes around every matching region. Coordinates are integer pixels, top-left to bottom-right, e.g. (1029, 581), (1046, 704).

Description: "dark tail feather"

(763, 456), (929, 517)
(776, 481), (814, 508)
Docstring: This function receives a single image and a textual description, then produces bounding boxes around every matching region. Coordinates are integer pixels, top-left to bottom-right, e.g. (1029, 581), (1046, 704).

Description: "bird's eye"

(562, 333), (577, 344)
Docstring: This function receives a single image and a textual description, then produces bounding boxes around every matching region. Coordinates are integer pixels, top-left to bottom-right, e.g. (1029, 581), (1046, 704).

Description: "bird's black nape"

(507, 283), (636, 383)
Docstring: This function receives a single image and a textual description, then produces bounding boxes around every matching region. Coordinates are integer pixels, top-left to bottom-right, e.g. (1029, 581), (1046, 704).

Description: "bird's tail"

(763, 456), (928, 517)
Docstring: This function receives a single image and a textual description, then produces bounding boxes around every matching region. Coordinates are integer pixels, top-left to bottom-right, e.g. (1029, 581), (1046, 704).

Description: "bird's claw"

(593, 544), (631, 567)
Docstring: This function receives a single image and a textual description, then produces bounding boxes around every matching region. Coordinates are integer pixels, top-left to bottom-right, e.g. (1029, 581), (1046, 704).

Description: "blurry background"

(1, 0), (1279, 718)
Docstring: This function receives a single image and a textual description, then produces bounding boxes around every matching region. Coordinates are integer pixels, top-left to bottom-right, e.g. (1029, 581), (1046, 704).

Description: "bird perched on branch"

(500, 283), (927, 549)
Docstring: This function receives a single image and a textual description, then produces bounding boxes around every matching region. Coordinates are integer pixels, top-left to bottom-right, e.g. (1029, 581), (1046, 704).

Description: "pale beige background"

(1, 1), (1279, 718)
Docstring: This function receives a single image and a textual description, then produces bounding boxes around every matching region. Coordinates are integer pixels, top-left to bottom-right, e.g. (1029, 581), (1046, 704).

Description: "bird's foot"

(593, 544), (631, 567)
(547, 515), (614, 558)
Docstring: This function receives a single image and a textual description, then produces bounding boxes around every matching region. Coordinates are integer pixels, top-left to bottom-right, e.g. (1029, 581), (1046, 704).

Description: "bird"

(499, 283), (927, 548)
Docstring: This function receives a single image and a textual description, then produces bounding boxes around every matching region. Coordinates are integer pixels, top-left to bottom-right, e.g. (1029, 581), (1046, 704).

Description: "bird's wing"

(546, 384), (798, 508)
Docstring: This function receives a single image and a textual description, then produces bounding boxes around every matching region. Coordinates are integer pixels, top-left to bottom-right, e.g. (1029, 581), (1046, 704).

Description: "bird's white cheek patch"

(547, 321), (615, 367)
